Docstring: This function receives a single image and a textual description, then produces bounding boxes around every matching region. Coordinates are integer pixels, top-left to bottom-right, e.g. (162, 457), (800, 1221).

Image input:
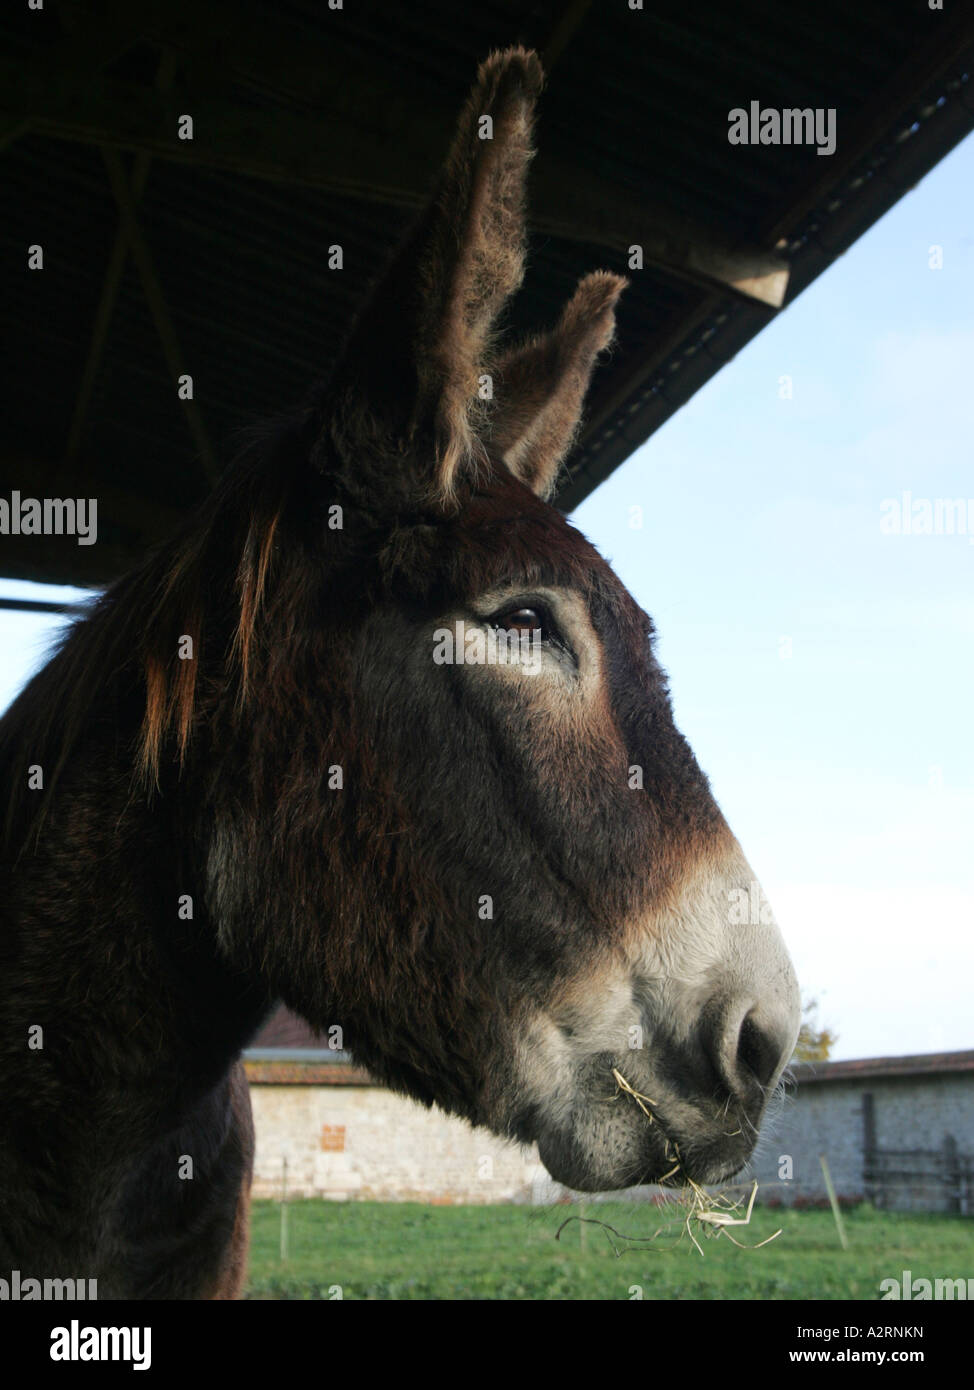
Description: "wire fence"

(866, 1136), (972, 1214)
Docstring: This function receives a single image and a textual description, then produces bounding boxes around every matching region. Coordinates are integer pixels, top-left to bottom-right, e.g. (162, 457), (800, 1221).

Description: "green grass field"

(245, 1198), (972, 1300)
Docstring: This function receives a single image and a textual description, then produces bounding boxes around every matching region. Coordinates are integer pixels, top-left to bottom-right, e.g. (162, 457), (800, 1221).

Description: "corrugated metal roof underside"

(2, 0), (973, 584)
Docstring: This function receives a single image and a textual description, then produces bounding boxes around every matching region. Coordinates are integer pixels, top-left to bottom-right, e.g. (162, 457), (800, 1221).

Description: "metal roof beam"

(0, 0), (146, 153)
(765, 4), (974, 249)
(1, 61), (789, 308)
(64, 50), (178, 468)
(540, 0), (595, 70)
(100, 149), (219, 484)
(0, 597), (86, 615)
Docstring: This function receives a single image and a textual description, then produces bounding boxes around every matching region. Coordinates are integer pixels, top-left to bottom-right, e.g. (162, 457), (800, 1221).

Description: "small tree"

(793, 995), (838, 1062)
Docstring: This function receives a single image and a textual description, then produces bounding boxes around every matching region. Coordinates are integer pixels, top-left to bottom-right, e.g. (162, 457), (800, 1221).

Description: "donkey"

(0, 49), (800, 1299)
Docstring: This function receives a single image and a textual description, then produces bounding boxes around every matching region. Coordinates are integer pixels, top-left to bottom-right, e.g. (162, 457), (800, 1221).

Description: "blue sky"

(2, 132), (972, 1061)
(572, 132), (974, 1060)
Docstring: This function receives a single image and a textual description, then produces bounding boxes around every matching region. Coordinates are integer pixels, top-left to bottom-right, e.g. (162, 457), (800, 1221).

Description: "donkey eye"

(489, 604), (557, 642)
(500, 607), (543, 631)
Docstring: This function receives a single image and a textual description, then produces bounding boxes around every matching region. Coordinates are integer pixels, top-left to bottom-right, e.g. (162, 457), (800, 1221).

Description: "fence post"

(819, 1154), (849, 1250)
(943, 1134), (960, 1216)
(280, 1155), (289, 1261)
(861, 1092), (878, 1206)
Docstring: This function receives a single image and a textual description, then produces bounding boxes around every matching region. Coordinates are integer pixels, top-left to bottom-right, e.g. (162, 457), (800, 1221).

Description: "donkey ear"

(487, 271), (627, 501)
(323, 48), (544, 508)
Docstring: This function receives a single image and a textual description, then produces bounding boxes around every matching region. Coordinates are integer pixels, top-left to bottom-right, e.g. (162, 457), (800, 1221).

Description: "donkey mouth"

(538, 1122), (753, 1193)
(534, 1066), (760, 1193)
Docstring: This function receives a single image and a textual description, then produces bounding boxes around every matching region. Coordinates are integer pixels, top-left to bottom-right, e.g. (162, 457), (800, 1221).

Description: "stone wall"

(248, 1066), (974, 1211)
(249, 1082), (552, 1203)
(748, 1074), (974, 1211)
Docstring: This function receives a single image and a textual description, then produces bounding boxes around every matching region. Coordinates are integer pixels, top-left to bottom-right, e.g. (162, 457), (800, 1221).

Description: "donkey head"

(209, 48), (800, 1191)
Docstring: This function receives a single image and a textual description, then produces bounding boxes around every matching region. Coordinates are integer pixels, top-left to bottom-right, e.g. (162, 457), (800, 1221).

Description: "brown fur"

(0, 48), (798, 1298)
(208, 1064), (254, 1300)
(491, 271), (627, 497)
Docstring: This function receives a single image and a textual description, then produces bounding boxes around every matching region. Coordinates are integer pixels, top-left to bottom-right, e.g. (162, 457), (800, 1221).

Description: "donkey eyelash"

(483, 601), (576, 664)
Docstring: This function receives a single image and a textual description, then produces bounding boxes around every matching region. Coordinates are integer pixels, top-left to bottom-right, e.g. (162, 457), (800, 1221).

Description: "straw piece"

(565, 1067), (787, 1257)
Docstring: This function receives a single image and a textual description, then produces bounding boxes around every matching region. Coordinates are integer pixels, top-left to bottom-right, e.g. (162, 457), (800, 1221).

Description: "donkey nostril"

(737, 1012), (789, 1090)
(699, 998), (796, 1102)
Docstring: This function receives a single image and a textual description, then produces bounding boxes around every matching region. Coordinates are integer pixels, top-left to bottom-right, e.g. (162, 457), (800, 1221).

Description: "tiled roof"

(250, 1004), (328, 1051)
(792, 1050), (974, 1084)
(247, 1010), (974, 1088)
(243, 1058), (375, 1086)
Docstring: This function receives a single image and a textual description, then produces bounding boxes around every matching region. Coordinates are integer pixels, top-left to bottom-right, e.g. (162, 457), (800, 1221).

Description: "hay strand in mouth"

(611, 1067), (659, 1121)
(554, 1068), (783, 1257)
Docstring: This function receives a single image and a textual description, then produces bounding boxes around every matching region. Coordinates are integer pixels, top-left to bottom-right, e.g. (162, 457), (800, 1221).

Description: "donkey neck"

(2, 768), (272, 1139)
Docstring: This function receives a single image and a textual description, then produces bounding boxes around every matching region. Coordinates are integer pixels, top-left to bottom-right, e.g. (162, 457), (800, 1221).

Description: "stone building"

(245, 1009), (974, 1212)
(749, 1051), (974, 1213)
(245, 1007), (551, 1203)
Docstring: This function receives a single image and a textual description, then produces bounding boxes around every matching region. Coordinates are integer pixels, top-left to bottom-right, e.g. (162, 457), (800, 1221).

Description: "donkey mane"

(0, 411), (312, 859)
